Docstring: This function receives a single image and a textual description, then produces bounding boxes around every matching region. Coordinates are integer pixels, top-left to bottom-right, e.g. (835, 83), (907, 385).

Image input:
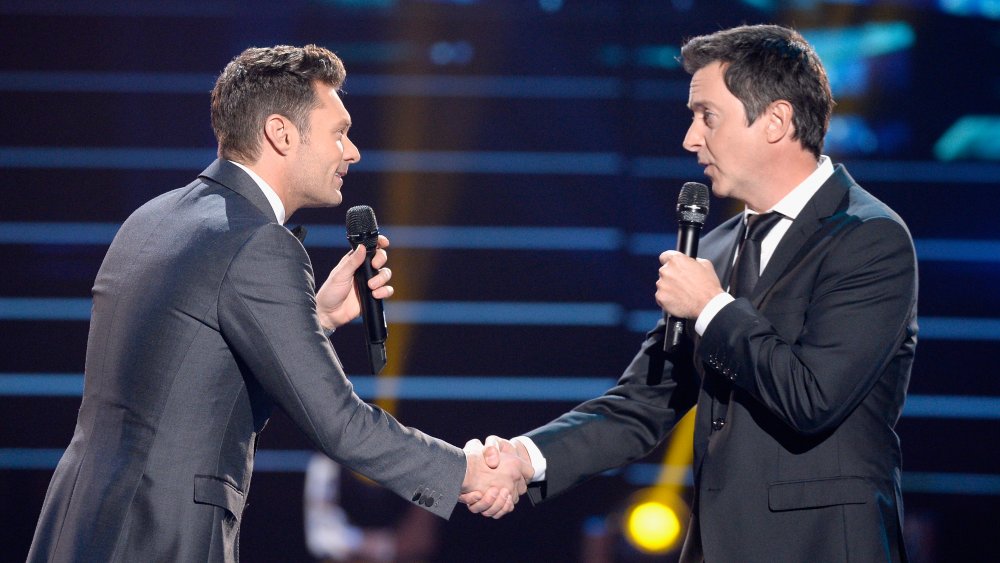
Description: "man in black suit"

(28, 44), (527, 562)
(469, 25), (917, 562)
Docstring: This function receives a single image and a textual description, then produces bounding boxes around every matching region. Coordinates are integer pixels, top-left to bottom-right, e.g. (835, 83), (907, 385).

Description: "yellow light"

(626, 500), (682, 553)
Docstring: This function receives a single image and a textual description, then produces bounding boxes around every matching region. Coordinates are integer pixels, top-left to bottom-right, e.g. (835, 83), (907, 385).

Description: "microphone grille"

(678, 182), (710, 208)
(346, 205), (379, 248)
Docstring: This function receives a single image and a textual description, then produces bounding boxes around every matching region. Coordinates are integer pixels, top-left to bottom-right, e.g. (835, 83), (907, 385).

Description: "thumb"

(482, 445), (500, 469)
(331, 244), (367, 281)
(482, 436), (502, 469)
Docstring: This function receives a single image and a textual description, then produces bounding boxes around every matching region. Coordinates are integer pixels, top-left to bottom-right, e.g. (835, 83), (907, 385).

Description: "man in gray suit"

(28, 45), (527, 562)
(470, 25), (917, 562)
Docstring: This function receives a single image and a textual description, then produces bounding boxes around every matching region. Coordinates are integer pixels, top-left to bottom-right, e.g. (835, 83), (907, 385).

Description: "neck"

(242, 157), (297, 217)
(745, 151), (819, 212)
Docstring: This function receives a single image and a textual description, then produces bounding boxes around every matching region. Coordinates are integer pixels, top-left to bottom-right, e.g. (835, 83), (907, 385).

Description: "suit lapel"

(198, 159), (279, 224)
(751, 164), (854, 305)
(701, 214), (744, 285)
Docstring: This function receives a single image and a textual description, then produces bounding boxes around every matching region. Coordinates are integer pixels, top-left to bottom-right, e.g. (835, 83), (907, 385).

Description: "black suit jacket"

(28, 160), (466, 562)
(526, 165), (917, 562)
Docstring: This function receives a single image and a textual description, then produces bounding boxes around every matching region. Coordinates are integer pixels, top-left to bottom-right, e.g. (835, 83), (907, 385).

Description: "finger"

(493, 494), (515, 519)
(468, 486), (499, 514)
(484, 434), (510, 451)
(370, 284), (394, 300)
(464, 438), (484, 451)
(481, 489), (510, 518)
(515, 476), (527, 496)
(497, 439), (516, 454)
(458, 491), (482, 505)
(367, 267), (392, 290)
(370, 248), (388, 269)
(376, 234), (390, 249)
(660, 250), (680, 265)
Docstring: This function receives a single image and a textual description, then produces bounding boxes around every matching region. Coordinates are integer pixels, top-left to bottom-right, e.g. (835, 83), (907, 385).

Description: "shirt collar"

(228, 160), (286, 225)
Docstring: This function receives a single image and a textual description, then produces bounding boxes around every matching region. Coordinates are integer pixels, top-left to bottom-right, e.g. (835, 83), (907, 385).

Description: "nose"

(682, 120), (702, 154)
(343, 134), (360, 163)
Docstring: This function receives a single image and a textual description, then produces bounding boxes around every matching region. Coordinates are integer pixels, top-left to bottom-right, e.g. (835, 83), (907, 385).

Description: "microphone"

(664, 182), (710, 352)
(346, 205), (388, 374)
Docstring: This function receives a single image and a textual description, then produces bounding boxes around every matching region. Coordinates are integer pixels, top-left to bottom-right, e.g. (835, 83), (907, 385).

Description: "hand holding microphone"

(661, 182), (710, 351)
(346, 205), (389, 374)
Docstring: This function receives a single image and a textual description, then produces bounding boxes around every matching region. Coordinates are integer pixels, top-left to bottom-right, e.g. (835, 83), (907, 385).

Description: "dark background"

(2, 1), (998, 561)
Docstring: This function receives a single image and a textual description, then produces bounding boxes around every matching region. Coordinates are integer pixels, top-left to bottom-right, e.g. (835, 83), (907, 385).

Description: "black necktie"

(728, 212), (783, 299)
(289, 225), (308, 243)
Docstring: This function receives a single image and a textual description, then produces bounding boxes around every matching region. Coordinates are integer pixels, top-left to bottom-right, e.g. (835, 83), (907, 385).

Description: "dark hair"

(211, 44), (346, 162)
(680, 25), (834, 158)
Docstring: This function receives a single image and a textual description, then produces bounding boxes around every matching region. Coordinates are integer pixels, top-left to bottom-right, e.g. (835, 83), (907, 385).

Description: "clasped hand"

(459, 436), (534, 519)
(316, 234), (394, 330)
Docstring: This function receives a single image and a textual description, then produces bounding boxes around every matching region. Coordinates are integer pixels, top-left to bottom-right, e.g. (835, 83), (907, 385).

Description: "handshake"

(459, 436), (535, 519)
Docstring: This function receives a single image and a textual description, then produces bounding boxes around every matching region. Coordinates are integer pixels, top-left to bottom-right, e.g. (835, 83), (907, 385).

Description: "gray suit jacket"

(28, 160), (466, 562)
(526, 165), (917, 563)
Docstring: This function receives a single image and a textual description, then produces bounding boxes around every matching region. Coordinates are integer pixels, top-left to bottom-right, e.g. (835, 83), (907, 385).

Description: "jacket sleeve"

(217, 223), (466, 519)
(524, 322), (700, 503)
(699, 216), (918, 436)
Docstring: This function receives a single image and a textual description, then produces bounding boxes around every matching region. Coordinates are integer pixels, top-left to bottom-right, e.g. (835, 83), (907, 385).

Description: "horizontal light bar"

(0, 298), (626, 325)
(5, 146), (999, 183)
(1, 299), (997, 340)
(2, 447), (998, 493)
(627, 310), (1000, 341)
(0, 373), (616, 401)
(0, 71), (622, 99)
(621, 463), (1000, 496)
(2, 223), (997, 263)
(1, 374), (996, 418)
(0, 223), (624, 250)
(0, 147), (622, 175)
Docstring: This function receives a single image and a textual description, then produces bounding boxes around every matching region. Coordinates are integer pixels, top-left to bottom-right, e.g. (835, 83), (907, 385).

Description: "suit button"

(424, 496), (434, 507)
(712, 418), (726, 431)
(412, 491), (422, 502)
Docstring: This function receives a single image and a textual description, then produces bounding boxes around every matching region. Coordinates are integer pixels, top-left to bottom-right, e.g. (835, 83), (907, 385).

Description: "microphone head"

(677, 182), (710, 225)
(678, 182), (710, 207)
(346, 205), (380, 250)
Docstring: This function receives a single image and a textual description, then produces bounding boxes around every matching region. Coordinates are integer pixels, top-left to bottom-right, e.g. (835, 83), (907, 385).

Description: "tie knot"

(288, 224), (308, 243)
(745, 212), (783, 242)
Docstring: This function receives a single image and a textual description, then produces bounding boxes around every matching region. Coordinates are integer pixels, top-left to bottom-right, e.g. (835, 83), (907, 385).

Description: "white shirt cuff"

(694, 292), (735, 336)
(510, 436), (547, 482)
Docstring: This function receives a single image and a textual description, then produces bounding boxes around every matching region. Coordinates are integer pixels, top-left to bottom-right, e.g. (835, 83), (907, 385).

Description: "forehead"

(687, 61), (732, 108)
(312, 83), (351, 122)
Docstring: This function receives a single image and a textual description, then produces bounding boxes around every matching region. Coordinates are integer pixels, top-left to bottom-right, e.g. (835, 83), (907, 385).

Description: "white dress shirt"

(229, 160), (286, 225)
(514, 156), (834, 483)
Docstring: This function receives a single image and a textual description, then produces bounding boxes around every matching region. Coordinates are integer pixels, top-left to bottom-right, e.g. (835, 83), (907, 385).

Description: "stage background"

(2, 1), (998, 561)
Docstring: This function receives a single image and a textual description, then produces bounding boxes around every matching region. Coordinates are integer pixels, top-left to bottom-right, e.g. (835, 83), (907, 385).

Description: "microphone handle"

(664, 222), (702, 352)
(353, 245), (388, 374)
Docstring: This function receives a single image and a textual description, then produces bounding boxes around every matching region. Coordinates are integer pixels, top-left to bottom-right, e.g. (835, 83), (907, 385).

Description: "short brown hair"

(680, 25), (834, 158)
(211, 44), (346, 162)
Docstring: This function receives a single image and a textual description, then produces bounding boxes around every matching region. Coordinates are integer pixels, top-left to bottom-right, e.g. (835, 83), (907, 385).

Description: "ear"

(764, 100), (794, 144)
(263, 114), (297, 156)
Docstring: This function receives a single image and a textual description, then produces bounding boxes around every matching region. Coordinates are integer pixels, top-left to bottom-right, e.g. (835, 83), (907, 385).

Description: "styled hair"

(680, 24), (834, 158)
(211, 44), (346, 162)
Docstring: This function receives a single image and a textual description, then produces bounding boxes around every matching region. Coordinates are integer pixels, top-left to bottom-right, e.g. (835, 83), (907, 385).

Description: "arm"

(218, 224), (523, 518)
(700, 217), (917, 435)
(520, 322), (700, 502)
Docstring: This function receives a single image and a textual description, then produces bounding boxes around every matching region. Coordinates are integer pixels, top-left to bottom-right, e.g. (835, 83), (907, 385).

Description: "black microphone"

(346, 205), (388, 374)
(664, 182), (710, 352)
